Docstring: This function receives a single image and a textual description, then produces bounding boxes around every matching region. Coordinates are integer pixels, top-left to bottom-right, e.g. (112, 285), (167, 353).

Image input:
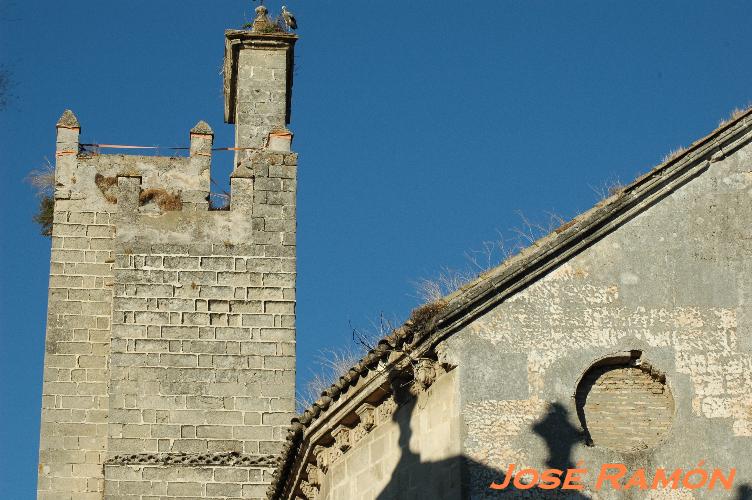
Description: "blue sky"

(1, 0), (751, 496)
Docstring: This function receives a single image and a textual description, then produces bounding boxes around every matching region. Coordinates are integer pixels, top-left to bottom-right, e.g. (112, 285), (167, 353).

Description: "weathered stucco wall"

(443, 138), (752, 498)
(315, 369), (461, 500)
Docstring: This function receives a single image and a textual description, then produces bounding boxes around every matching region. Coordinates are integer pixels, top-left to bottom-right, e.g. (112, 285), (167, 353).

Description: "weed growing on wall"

(27, 160), (55, 236)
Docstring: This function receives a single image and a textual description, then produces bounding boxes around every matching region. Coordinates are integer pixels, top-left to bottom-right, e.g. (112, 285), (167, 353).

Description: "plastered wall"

(443, 138), (752, 498)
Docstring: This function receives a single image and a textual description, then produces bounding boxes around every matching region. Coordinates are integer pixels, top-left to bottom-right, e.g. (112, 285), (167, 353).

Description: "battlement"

(54, 114), (297, 224)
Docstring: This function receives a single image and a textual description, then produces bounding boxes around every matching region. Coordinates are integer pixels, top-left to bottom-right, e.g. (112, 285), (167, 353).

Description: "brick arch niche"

(575, 351), (674, 452)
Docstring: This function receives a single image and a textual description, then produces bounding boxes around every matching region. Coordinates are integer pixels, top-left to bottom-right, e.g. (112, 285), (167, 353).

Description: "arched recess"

(575, 350), (674, 452)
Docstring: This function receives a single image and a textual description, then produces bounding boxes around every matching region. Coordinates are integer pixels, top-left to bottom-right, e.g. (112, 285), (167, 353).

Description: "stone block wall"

(315, 370), (462, 500)
(104, 146), (297, 499)
(224, 31), (297, 159)
(233, 44), (288, 149)
(37, 120), (116, 500)
(104, 460), (276, 499)
(108, 194), (298, 459)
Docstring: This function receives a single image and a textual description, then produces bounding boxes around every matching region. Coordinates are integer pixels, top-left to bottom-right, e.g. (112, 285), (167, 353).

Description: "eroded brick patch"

(576, 365), (674, 451)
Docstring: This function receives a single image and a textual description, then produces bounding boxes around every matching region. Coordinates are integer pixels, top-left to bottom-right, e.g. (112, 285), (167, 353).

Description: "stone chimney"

(223, 12), (298, 165)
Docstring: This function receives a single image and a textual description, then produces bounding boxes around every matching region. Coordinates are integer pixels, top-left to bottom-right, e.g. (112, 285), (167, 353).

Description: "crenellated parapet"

(51, 117), (298, 248)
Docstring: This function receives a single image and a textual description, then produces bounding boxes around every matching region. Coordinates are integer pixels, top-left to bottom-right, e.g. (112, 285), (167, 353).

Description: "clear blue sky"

(1, 1), (751, 497)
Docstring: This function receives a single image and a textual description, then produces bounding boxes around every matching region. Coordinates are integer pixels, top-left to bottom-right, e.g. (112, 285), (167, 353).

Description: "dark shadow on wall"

(531, 402), (583, 472)
(375, 397), (588, 499)
(737, 484), (752, 500)
(374, 393), (474, 500)
(522, 402), (589, 499)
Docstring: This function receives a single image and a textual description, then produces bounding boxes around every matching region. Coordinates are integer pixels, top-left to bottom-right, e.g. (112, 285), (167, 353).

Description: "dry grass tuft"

(413, 212), (567, 303)
(139, 188), (183, 211)
(589, 175), (626, 201)
(243, 16), (288, 34)
(296, 313), (401, 412)
(718, 103), (751, 127)
(407, 301), (447, 335)
(296, 347), (364, 411)
(94, 173), (118, 203)
(661, 146), (687, 164)
(554, 218), (578, 234)
(413, 268), (473, 303)
(27, 161), (56, 194)
(27, 160), (56, 236)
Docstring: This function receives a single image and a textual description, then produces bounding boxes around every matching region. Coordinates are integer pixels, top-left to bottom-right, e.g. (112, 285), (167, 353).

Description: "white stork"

(281, 6), (297, 30)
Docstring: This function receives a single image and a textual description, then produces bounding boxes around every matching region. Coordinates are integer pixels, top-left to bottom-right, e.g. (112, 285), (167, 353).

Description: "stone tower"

(37, 28), (299, 500)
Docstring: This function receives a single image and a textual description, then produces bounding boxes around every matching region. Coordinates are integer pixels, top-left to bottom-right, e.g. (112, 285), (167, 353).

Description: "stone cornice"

(286, 360), (446, 499)
(105, 451), (278, 468)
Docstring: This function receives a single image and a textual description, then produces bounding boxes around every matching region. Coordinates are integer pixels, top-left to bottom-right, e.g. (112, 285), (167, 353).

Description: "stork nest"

(94, 173), (118, 203)
(139, 188), (182, 211)
(244, 17), (290, 34)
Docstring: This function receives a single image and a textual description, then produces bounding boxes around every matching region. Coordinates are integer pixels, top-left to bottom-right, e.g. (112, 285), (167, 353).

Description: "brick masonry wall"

(575, 365), (674, 451)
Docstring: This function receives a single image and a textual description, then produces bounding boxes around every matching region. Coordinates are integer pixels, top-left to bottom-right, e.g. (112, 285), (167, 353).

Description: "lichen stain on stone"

(546, 262), (590, 280)
(673, 307), (706, 329)
(620, 271), (640, 285)
(731, 399), (752, 436)
(721, 171), (752, 189)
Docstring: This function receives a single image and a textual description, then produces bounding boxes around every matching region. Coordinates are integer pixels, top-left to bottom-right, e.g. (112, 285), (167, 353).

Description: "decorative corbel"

(313, 445), (329, 475)
(305, 463), (321, 488)
(331, 424), (352, 452)
(413, 358), (438, 391)
(300, 480), (319, 499)
(355, 403), (376, 432)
